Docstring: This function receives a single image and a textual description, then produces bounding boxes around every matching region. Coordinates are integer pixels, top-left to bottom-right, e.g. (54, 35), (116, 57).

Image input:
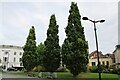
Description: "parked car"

(7, 67), (17, 71)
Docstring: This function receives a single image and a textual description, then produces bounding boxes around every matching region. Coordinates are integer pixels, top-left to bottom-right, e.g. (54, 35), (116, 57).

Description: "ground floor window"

(3, 65), (6, 69)
(102, 61), (105, 65)
(106, 61), (109, 66)
(20, 63), (23, 66)
(92, 62), (96, 66)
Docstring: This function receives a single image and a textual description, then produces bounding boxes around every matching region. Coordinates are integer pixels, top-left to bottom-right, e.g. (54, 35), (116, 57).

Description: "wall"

(114, 46), (120, 68)
(88, 57), (112, 67)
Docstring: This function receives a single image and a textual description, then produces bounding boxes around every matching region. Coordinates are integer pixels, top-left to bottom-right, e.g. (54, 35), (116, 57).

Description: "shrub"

(117, 68), (120, 75)
(40, 66), (47, 72)
(111, 68), (120, 74)
(101, 65), (109, 73)
(90, 65), (111, 73)
(90, 66), (98, 73)
(33, 66), (43, 72)
(109, 65), (116, 69)
(56, 67), (69, 72)
(102, 69), (109, 73)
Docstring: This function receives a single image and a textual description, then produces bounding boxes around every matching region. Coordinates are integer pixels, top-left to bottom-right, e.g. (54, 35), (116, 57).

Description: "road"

(0, 71), (37, 80)
(0, 71), (52, 80)
(2, 71), (34, 78)
(0, 72), (2, 80)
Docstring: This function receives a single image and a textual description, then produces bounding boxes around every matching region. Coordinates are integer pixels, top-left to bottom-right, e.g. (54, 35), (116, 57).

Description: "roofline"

(0, 45), (23, 49)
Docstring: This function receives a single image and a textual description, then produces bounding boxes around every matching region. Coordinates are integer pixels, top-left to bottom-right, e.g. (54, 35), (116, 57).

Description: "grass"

(11, 71), (120, 80)
(78, 72), (119, 78)
(57, 72), (73, 78)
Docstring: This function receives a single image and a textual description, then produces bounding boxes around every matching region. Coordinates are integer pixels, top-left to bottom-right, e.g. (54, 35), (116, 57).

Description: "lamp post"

(82, 17), (105, 80)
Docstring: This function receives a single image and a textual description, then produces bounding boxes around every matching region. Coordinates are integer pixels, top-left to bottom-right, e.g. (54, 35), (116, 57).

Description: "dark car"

(7, 67), (17, 71)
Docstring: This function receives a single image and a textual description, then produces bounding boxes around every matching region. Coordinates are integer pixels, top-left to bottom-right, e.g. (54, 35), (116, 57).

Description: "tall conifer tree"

(22, 26), (37, 71)
(37, 43), (46, 66)
(62, 2), (88, 77)
(43, 14), (60, 72)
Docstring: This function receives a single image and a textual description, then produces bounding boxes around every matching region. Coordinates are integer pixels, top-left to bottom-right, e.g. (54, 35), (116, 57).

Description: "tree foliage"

(22, 26), (37, 71)
(62, 2), (88, 77)
(37, 43), (46, 66)
(43, 14), (60, 72)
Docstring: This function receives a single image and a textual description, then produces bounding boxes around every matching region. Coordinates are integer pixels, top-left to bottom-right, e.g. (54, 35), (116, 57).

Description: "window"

(14, 57), (16, 62)
(14, 52), (16, 55)
(102, 61), (105, 65)
(3, 57), (8, 62)
(20, 52), (22, 55)
(113, 58), (115, 63)
(19, 58), (22, 62)
(92, 62), (96, 66)
(3, 65), (6, 69)
(106, 61), (109, 66)
(5, 51), (8, 55)
(20, 63), (23, 66)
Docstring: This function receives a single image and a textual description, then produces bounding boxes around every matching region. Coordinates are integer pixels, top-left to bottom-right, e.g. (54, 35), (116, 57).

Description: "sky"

(0, 0), (119, 54)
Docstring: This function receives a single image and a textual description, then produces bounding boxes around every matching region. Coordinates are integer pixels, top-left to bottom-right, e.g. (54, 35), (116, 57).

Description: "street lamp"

(82, 17), (105, 80)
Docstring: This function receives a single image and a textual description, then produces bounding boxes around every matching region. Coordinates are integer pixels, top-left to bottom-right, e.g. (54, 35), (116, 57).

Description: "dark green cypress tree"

(37, 43), (46, 66)
(22, 26), (37, 72)
(43, 14), (60, 72)
(62, 2), (88, 77)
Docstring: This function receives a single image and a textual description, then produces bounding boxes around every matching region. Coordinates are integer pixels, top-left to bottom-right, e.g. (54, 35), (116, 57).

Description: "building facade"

(0, 45), (23, 70)
(88, 50), (114, 67)
(113, 45), (120, 68)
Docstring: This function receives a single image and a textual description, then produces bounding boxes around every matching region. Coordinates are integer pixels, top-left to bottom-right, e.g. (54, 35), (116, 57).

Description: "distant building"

(88, 50), (114, 67)
(0, 45), (23, 70)
(113, 45), (120, 68)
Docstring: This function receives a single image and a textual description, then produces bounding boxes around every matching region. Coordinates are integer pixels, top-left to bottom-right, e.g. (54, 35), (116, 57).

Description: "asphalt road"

(2, 72), (33, 78)
(1, 71), (38, 80)
(0, 72), (2, 80)
(0, 72), (53, 80)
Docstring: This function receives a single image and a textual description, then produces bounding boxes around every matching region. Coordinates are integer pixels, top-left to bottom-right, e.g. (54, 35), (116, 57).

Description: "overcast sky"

(0, 0), (119, 54)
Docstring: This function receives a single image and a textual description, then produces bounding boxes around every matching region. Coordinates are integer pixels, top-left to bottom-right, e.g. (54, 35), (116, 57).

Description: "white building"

(0, 45), (23, 70)
(113, 45), (120, 68)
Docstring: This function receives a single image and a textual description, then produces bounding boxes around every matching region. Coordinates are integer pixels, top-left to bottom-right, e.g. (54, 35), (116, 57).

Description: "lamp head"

(100, 20), (105, 23)
(82, 17), (89, 20)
